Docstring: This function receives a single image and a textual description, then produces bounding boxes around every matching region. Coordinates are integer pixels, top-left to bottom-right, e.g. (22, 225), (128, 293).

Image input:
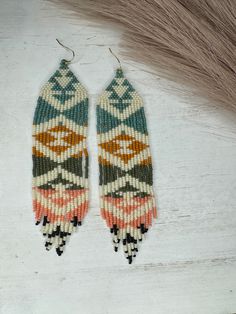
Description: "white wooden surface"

(0, 0), (236, 313)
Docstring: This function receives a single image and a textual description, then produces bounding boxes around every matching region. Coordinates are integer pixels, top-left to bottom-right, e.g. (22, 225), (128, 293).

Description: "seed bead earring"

(32, 40), (89, 255)
(97, 49), (157, 264)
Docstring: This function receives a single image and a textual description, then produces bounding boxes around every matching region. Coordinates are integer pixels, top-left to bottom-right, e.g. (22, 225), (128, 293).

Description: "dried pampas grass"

(50, 0), (236, 110)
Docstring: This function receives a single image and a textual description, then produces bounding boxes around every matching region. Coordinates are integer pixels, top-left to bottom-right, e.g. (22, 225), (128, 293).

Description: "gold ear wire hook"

(56, 38), (75, 63)
(109, 48), (122, 69)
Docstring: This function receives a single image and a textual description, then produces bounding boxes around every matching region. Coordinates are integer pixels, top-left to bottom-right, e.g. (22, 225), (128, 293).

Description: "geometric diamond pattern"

(35, 125), (85, 154)
(32, 60), (89, 256)
(99, 134), (148, 163)
(97, 68), (157, 264)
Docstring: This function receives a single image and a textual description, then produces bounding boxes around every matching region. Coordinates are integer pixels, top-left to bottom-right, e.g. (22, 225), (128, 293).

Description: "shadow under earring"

(97, 49), (157, 264)
(32, 40), (89, 255)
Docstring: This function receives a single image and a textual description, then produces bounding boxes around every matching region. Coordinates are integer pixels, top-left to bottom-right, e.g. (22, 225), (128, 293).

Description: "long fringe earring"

(32, 40), (89, 255)
(97, 49), (157, 263)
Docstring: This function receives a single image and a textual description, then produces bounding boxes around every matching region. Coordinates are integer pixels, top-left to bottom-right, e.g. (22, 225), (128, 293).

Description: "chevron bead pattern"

(32, 60), (89, 255)
(97, 68), (157, 264)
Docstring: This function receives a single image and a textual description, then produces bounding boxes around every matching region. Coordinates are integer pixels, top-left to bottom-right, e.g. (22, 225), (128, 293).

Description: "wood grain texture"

(0, 0), (236, 313)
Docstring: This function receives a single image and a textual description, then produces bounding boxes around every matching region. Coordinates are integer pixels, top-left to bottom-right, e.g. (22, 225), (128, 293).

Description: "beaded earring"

(32, 40), (89, 255)
(97, 49), (157, 263)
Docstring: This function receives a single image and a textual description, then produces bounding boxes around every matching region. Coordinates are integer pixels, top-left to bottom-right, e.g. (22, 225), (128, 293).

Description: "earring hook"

(109, 48), (122, 69)
(56, 38), (75, 63)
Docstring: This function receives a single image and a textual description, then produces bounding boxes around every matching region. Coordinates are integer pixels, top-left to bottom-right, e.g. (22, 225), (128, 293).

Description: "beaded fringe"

(97, 68), (157, 263)
(32, 60), (89, 255)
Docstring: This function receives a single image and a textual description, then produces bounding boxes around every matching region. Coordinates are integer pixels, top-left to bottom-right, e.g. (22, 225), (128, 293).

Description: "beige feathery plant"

(50, 0), (236, 110)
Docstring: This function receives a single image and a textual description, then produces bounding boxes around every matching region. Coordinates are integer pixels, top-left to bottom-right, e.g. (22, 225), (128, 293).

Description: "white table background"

(0, 1), (236, 313)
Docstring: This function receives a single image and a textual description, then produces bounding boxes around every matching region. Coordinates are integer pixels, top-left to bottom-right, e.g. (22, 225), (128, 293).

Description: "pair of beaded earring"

(32, 40), (157, 264)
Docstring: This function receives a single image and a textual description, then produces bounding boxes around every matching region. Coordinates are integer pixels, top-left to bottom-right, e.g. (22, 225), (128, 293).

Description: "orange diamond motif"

(99, 134), (148, 163)
(34, 125), (85, 155)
